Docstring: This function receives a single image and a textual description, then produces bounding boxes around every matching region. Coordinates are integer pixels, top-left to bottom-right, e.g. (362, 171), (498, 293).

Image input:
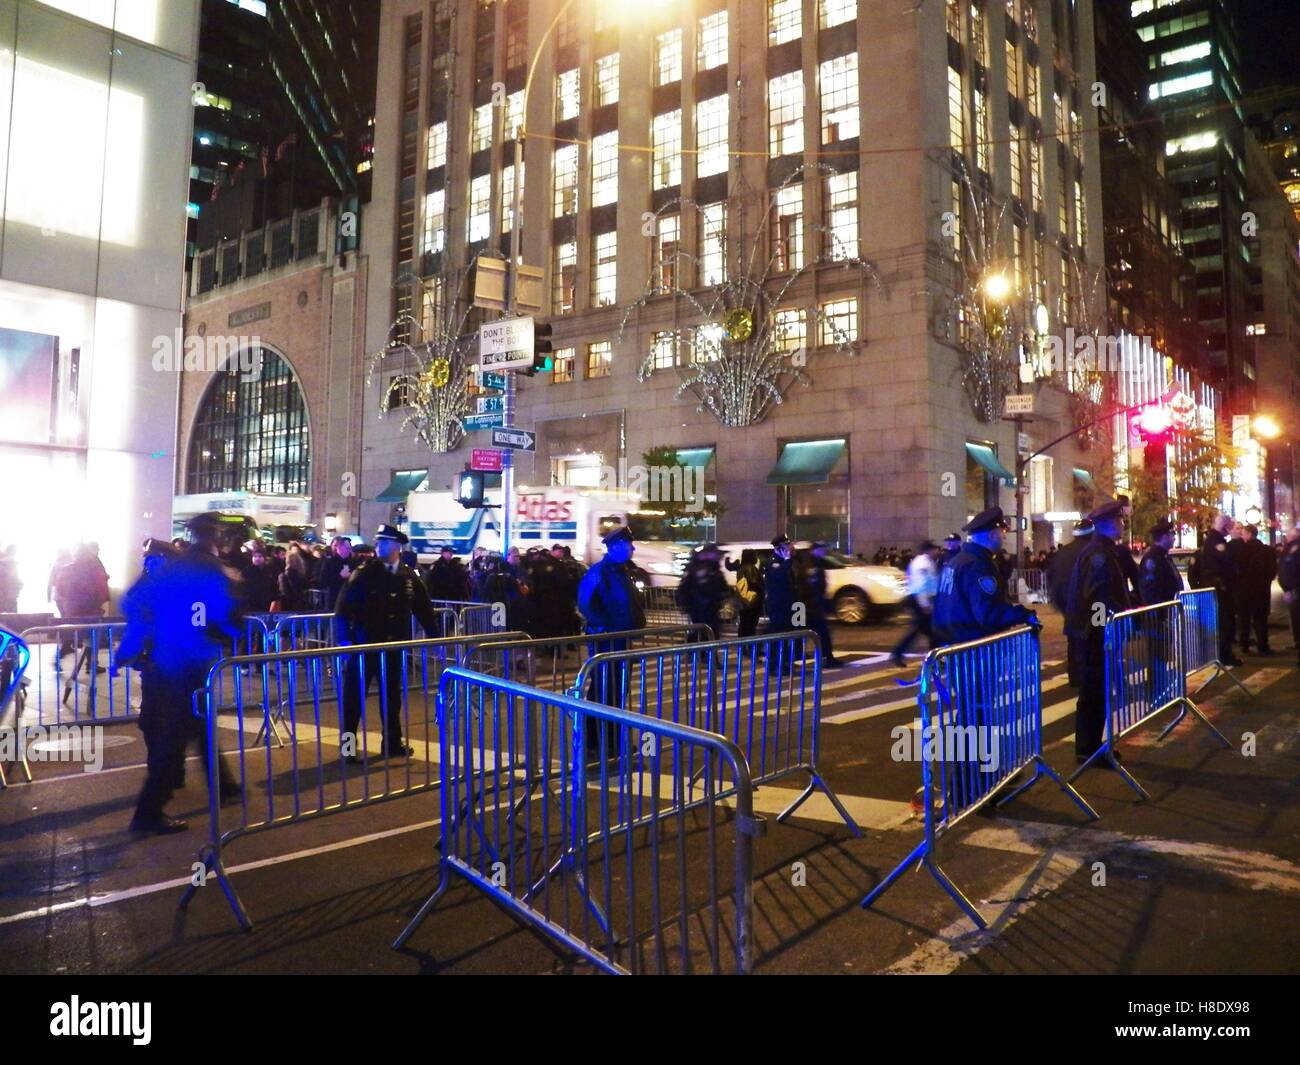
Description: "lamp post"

(1251, 414), (1283, 542)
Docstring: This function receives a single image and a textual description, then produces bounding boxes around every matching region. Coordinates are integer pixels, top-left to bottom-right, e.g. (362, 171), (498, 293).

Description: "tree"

(640, 446), (724, 527)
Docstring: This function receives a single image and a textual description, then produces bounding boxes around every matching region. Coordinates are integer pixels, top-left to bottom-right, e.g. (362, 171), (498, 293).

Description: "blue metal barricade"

(179, 631), (526, 929)
(863, 625), (1097, 928)
(569, 631), (859, 835)
(1070, 600), (1231, 798)
(1178, 588), (1252, 699)
(17, 622), (136, 725)
(1, 626), (33, 787)
(393, 666), (762, 974)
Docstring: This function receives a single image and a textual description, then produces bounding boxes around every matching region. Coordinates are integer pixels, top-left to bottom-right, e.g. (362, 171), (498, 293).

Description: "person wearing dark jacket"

(1237, 524), (1277, 654)
(676, 543), (728, 638)
(933, 508), (1034, 646)
(798, 543), (841, 665)
(334, 525), (444, 763)
(1065, 500), (1133, 766)
(733, 549), (765, 638)
(240, 546), (279, 613)
(1278, 526), (1300, 666)
(277, 546), (312, 612)
(1195, 514), (1242, 666)
(1138, 519), (1183, 606)
(763, 536), (797, 634)
(425, 545), (470, 602)
(576, 527), (645, 740)
(317, 537), (357, 609)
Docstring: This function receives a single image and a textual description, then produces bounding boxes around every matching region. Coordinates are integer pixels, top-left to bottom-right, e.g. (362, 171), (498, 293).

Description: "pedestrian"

(1194, 513), (1242, 666)
(57, 543), (111, 619)
(239, 545), (278, 613)
(933, 507), (1035, 645)
(549, 544), (585, 637)
(891, 539), (941, 666)
(1138, 519), (1183, 606)
(1277, 525), (1300, 666)
(1046, 519), (1094, 685)
(317, 536), (357, 609)
(800, 542), (841, 666)
(0, 545), (20, 612)
(333, 525), (445, 763)
(763, 535), (797, 634)
(734, 548), (764, 639)
(468, 546), (494, 602)
(676, 543), (728, 638)
(1238, 524), (1277, 655)
(1064, 499), (1132, 768)
(425, 544), (470, 602)
(938, 532), (962, 571)
(276, 544), (312, 612)
(113, 521), (241, 834)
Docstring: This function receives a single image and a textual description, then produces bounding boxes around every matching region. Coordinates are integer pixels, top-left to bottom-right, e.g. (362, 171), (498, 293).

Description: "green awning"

(1072, 467), (1095, 487)
(766, 439), (846, 486)
(675, 447), (715, 470)
(966, 442), (1016, 487)
(376, 471), (427, 503)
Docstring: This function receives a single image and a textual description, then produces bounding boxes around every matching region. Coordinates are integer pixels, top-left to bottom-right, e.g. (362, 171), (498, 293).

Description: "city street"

(2, 612), (1297, 976)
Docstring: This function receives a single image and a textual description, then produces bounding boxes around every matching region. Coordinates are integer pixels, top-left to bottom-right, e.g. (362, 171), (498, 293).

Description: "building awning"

(1072, 467), (1095, 487)
(375, 471), (427, 503)
(675, 447), (715, 470)
(965, 442), (1016, 486)
(765, 439), (846, 486)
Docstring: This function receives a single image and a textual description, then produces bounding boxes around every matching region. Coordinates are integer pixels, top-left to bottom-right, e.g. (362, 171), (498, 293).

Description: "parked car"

(714, 542), (907, 624)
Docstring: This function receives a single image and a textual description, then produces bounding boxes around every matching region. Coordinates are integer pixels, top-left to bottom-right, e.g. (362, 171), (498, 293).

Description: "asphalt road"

(1, 610), (1298, 975)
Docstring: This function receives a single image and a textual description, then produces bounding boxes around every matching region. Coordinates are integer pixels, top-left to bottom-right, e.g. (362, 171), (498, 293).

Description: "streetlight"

(1252, 413), (1281, 440)
(982, 272), (1012, 303)
(1250, 413), (1285, 540)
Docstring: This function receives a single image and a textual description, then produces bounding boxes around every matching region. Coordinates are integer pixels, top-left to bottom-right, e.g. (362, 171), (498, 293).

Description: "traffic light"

(453, 469), (485, 508)
(526, 320), (553, 375)
(1136, 403), (1173, 442)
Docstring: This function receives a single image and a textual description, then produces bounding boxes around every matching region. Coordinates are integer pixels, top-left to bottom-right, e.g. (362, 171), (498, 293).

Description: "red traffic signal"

(1136, 403), (1173, 441)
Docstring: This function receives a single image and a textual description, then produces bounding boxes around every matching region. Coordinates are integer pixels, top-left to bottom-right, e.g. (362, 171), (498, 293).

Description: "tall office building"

(188, 0), (377, 260)
(0, 0), (200, 608)
(1129, 0), (1255, 408)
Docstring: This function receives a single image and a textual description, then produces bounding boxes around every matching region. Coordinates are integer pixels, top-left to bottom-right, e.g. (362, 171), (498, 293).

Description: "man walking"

(1237, 524), (1277, 655)
(891, 540), (941, 667)
(1196, 513), (1242, 667)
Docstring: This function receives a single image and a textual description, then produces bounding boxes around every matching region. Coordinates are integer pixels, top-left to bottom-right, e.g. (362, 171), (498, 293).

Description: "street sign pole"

(500, 133), (524, 555)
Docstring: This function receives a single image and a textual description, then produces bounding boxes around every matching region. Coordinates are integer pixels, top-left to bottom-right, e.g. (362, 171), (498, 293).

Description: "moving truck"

(172, 492), (313, 540)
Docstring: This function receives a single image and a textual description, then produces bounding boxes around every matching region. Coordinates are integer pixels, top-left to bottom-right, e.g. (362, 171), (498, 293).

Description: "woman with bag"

(735, 549), (764, 638)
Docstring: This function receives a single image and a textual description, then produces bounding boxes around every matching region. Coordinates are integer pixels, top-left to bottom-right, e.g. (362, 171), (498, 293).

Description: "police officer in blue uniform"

(933, 507), (1035, 646)
(1065, 499), (1133, 766)
(763, 535), (796, 634)
(1138, 518), (1183, 606)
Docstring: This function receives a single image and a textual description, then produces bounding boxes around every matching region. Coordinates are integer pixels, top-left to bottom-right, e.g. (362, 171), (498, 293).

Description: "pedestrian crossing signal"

(526, 321), (553, 375)
(453, 469), (485, 508)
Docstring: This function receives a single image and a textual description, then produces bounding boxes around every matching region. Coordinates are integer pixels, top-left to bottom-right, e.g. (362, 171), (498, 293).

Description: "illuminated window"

(825, 171), (858, 259)
(946, 0), (961, 39)
(947, 66), (964, 151)
(1010, 130), (1023, 199)
(651, 331), (681, 370)
(654, 213), (680, 291)
(422, 188), (445, 254)
(1006, 39), (1020, 100)
(504, 91), (524, 140)
(595, 53), (619, 107)
(552, 347), (575, 383)
(691, 324), (722, 363)
(592, 231), (617, 306)
(556, 68), (580, 122)
(699, 202), (726, 284)
(696, 94), (729, 178)
(427, 121), (447, 170)
(655, 28), (682, 85)
(505, 4), (527, 69)
(819, 297), (858, 345)
(950, 176), (963, 257)
(471, 102), (493, 152)
(587, 340), (612, 379)
(1029, 138), (1043, 212)
(653, 110), (682, 189)
(1160, 42), (1212, 67)
(819, 54), (858, 143)
(1074, 179), (1086, 248)
(819, 0), (856, 28)
(1025, 55), (1040, 116)
(187, 349), (309, 495)
(697, 11), (728, 70)
(467, 174), (491, 243)
(771, 183), (803, 271)
(769, 72), (804, 157)
(773, 308), (806, 352)
(591, 131), (619, 207)
(553, 241), (577, 313)
(1167, 131), (1218, 155)
(420, 277), (445, 336)
(1150, 70), (1213, 100)
(500, 162), (523, 233)
(769, 0), (801, 45)
(553, 144), (578, 217)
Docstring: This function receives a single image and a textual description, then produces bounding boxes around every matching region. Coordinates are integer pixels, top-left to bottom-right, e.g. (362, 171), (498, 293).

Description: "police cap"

(962, 506), (1008, 534)
(1086, 498), (1125, 524)
(1149, 518), (1174, 539)
(141, 537), (177, 560)
(374, 524), (409, 545)
(771, 534), (792, 548)
(1072, 519), (1094, 535)
(602, 525), (634, 546)
(943, 532), (962, 545)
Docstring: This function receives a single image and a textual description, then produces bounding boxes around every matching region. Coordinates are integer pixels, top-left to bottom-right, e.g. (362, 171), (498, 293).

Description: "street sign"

(1004, 394), (1035, 416)
(491, 427), (536, 452)
(477, 395), (504, 414)
(464, 412), (505, 431)
(471, 448), (503, 472)
(477, 371), (507, 391)
(479, 317), (534, 371)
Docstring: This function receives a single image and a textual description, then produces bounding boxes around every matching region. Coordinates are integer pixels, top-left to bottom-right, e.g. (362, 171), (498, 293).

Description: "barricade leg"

(1069, 740), (1149, 799)
(179, 842), (252, 931)
(774, 772), (862, 836)
(996, 756), (1098, 820)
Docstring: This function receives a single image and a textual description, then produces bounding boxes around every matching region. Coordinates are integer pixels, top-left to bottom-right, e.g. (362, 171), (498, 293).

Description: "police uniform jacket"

(1064, 534), (1133, 640)
(577, 557), (645, 633)
(1195, 529), (1237, 592)
(1138, 543), (1183, 606)
(1278, 540), (1300, 593)
(335, 558), (442, 644)
(763, 554), (796, 627)
(933, 543), (1032, 645)
(1046, 535), (1090, 614)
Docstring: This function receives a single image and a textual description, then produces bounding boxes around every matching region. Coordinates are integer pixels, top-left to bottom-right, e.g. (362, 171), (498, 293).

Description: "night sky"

(1238, 0), (1300, 92)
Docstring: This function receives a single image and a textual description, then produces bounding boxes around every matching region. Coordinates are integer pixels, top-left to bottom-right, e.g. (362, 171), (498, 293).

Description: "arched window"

(187, 348), (310, 495)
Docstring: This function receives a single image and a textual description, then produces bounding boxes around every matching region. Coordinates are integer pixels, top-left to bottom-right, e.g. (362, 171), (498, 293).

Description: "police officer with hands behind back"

(933, 507), (1036, 646)
(334, 525), (444, 764)
(1138, 518), (1183, 606)
(1064, 498), (1133, 767)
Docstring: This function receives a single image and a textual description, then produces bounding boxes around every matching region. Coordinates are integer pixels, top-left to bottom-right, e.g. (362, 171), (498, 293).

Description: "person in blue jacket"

(933, 506), (1035, 645)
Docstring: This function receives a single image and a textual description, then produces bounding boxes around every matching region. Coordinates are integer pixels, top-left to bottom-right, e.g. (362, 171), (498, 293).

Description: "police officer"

(577, 527), (645, 753)
(114, 518), (241, 834)
(933, 507), (1035, 645)
(1138, 519), (1183, 606)
(1064, 499), (1132, 766)
(676, 542), (728, 639)
(334, 525), (444, 763)
(1195, 513), (1242, 666)
(1237, 524), (1277, 655)
(763, 535), (797, 634)
(939, 533), (962, 570)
